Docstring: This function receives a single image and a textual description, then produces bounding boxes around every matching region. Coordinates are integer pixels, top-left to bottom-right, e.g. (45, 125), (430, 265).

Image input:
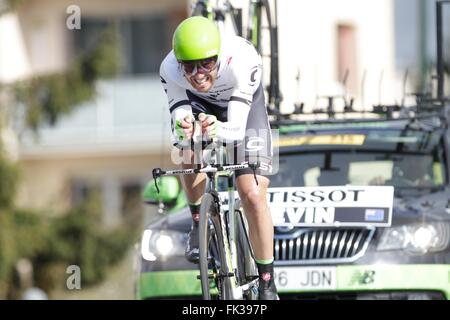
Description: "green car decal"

(138, 270), (218, 299)
(139, 265), (450, 299)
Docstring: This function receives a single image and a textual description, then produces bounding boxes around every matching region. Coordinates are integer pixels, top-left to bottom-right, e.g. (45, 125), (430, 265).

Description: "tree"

(0, 14), (132, 298)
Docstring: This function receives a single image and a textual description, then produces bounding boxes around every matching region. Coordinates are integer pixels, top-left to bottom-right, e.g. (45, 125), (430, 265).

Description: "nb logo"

(350, 270), (376, 285)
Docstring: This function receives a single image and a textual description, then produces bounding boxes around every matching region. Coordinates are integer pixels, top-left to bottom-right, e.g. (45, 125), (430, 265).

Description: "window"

(121, 182), (144, 227)
(71, 179), (99, 206)
(271, 151), (445, 189)
(337, 24), (358, 95)
(72, 14), (169, 75)
(70, 177), (144, 228)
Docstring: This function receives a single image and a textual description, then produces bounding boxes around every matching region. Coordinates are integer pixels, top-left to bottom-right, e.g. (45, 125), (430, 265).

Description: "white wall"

(276, 0), (396, 112)
(193, 0), (398, 111)
(0, 13), (31, 83)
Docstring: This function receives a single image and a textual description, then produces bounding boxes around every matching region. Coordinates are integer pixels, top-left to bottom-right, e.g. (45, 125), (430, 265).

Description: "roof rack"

(269, 92), (447, 125)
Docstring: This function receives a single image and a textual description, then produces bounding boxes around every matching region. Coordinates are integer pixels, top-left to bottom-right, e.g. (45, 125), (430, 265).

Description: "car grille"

(274, 228), (375, 265)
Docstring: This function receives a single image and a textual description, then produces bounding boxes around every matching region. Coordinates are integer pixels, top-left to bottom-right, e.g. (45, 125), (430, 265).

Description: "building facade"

(0, 0), (445, 228)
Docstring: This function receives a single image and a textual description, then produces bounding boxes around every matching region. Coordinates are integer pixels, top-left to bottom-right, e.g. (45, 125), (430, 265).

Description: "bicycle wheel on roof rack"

(191, 0), (211, 18)
(246, 0), (281, 112)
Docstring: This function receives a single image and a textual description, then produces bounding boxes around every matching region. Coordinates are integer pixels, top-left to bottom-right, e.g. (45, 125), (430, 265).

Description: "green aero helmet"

(173, 16), (220, 61)
(142, 176), (180, 204)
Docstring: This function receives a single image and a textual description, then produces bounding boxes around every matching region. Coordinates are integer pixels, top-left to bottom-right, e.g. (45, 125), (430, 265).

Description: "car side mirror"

(142, 176), (180, 206)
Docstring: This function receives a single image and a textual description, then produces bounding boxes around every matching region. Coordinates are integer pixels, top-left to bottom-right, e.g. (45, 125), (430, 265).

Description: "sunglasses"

(179, 56), (218, 75)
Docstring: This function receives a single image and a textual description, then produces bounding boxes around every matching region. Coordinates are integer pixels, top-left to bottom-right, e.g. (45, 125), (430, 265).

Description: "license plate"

(274, 266), (337, 290)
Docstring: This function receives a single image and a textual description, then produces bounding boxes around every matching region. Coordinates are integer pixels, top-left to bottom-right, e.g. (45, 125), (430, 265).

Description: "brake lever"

(152, 168), (163, 193)
(249, 162), (260, 186)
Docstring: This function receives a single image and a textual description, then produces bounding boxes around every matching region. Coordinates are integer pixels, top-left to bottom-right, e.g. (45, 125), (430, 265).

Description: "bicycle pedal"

(218, 272), (234, 279)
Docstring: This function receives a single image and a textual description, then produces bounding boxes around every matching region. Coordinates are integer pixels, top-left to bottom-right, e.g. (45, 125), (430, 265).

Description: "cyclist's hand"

(198, 113), (218, 139)
(175, 115), (195, 141)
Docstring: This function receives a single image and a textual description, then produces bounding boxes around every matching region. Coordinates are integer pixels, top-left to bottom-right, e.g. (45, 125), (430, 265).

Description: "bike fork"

(210, 206), (243, 300)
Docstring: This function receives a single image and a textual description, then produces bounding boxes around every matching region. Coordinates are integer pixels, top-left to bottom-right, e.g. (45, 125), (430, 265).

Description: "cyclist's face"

(180, 56), (218, 92)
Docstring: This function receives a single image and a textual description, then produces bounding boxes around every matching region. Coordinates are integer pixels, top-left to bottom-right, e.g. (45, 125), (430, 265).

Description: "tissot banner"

(219, 186), (394, 227)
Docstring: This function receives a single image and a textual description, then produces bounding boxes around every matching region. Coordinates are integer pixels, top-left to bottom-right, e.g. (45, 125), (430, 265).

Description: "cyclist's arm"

(160, 65), (193, 148)
(213, 101), (250, 142)
(214, 52), (262, 143)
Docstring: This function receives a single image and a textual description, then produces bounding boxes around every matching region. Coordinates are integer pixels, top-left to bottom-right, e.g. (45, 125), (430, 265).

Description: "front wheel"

(198, 193), (216, 300)
(235, 210), (259, 300)
(199, 193), (237, 300)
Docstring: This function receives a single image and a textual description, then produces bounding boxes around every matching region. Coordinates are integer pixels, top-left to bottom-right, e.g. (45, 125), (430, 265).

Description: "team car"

(135, 0), (450, 300)
(135, 98), (450, 299)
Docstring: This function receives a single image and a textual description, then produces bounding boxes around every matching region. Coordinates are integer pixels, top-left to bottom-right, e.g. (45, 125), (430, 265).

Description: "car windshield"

(271, 130), (447, 191)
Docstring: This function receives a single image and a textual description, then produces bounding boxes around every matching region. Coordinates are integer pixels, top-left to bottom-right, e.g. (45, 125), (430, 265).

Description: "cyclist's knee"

(240, 188), (268, 214)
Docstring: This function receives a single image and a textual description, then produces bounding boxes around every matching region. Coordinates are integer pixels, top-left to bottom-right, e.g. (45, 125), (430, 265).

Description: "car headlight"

(377, 222), (450, 254)
(141, 229), (188, 261)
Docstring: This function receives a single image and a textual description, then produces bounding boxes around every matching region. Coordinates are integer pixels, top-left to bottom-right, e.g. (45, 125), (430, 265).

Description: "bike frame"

(152, 142), (259, 300)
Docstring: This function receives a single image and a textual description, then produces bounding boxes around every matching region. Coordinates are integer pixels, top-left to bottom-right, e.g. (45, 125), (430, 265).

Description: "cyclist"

(159, 16), (278, 300)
